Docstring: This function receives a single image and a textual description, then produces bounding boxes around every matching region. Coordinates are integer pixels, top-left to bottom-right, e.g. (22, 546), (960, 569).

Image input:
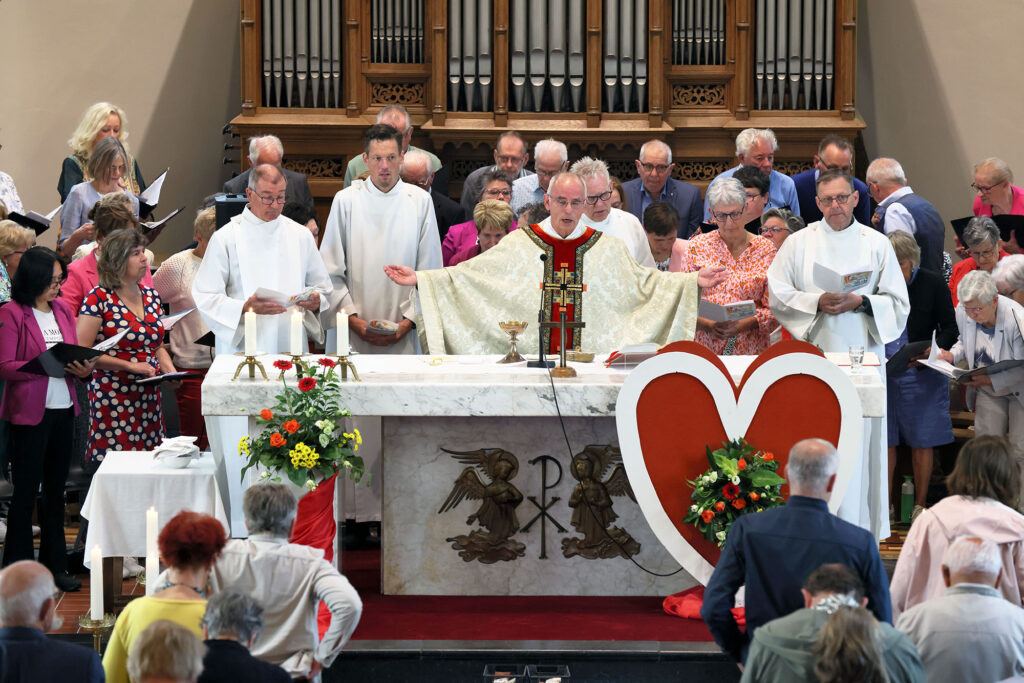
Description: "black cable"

(545, 365), (683, 577)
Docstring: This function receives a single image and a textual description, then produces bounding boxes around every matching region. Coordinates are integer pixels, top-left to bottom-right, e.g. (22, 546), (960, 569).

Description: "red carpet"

(342, 549), (715, 643)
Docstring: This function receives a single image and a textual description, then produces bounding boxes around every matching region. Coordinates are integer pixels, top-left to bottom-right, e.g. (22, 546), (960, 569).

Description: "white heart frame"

(616, 351), (864, 585)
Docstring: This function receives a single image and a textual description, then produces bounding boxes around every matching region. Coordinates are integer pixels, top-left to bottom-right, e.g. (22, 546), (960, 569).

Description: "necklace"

(161, 581), (205, 597)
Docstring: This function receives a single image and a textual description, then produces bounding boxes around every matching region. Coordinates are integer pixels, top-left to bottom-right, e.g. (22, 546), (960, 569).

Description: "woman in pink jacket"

(890, 435), (1024, 618)
(0, 247), (95, 591)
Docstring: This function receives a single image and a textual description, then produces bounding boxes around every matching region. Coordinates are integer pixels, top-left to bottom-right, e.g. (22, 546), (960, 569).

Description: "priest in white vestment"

(383, 172), (726, 355)
(192, 164), (333, 535)
(319, 124), (443, 524)
(571, 157), (657, 268)
(767, 169), (910, 539)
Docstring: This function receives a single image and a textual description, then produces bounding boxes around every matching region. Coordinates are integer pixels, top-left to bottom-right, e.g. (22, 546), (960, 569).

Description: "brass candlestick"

(278, 355), (306, 380)
(335, 354), (360, 381)
(78, 613), (116, 654)
(232, 355), (268, 381)
(497, 321), (528, 363)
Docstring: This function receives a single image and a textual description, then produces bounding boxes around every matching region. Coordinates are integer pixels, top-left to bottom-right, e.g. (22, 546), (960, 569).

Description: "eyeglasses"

(963, 303), (991, 314)
(971, 181), (1001, 193)
(585, 190), (613, 205)
(968, 246), (997, 259)
(368, 154), (399, 165)
(744, 192), (764, 203)
(483, 188), (512, 198)
(496, 154), (525, 165)
(551, 197), (585, 209)
(535, 166), (563, 179)
(711, 210), (744, 223)
(817, 193), (853, 206)
(761, 226), (790, 235)
(253, 192), (286, 206)
(49, 275), (68, 287)
(639, 162), (671, 174)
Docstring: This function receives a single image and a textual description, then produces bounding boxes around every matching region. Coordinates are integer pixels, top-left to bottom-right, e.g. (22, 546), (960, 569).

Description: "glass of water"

(849, 345), (865, 374)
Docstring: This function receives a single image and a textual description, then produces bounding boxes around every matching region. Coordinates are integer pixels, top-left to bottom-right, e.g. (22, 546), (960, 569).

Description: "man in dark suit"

(792, 135), (871, 226)
(0, 561), (103, 682)
(401, 149), (466, 240)
(621, 140), (703, 238)
(700, 438), (892, 663)
(199, 591), (290, 683)
(224, 135), (316, 217)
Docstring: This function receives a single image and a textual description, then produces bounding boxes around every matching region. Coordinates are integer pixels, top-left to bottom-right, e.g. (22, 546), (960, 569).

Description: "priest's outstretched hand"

(384, 264), (417, 286)
(242, 294), (287, 315)
(696, 265), (728, 289)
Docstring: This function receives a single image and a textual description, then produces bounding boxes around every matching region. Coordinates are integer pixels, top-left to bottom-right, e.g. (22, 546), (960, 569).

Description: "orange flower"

(701, 509), (715, 523)
(260, 409), (273, 421)
(714, 501), (725, 512)
(750, 492), (760, 501)
(269, 432), (286, 447)
(732, 499), (746, 509)
(763, 452), (775, 462)
(737, 459), (747, 471)
(283, 419), (300, 434)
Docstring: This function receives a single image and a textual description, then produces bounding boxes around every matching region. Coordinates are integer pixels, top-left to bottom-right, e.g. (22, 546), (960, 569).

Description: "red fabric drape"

(662, 586), (746, 629)
(289, 473), (338, 638)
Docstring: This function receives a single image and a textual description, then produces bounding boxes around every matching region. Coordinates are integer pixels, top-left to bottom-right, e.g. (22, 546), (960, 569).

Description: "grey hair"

(127, 620), (206, 682)
(546, 171), (586, 197)
(535, 138), (568, 165)
(942, 536), (1002, 577)
(377, 104), (412, 134)
(958, 269), (998, 305)
(569, 156), (611, 183)
(639, 139), (673, 165)
(786, 438), (839, 490)
(760, 207), (805, 233)
(888, 230), (921, 270)
(248, 135), (284, 166)
(993, 254), (1024, 293)
(706, 177), (747, 212)
(865, 157), (907, 186)
(243, 483), (298, 536)
(975, 157), (1014, 185)
(247, 163), (286, 191)
(204, 591), (265, 643)
(400, 149), (432, 174)
(0, 569), (54, 626)
(962, 215), (1000, 249)
(735, 128), (778, 157)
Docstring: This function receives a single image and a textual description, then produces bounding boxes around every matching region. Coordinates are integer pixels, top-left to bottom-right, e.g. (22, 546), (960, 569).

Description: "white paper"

(915, 330), (963, 379)
(698, 299), (756, 322)
(813, 261), (872, 294)
(142, 206), (183, 233)
(45, 204), (62, 221)
(23, 210), (52, 226)
(92, 328), (129, 352)
(252, 286), (316, 307)
(160, 307), (196, 330)
(139, 168), (169, 205)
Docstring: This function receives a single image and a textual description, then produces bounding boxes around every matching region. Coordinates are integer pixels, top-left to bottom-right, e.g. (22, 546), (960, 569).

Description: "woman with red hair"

(102, 511), (227, 683)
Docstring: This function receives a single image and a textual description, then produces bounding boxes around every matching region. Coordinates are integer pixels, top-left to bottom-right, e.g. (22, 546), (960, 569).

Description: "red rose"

(737, 459), (747, 471)
(283, 419), (300, 434)
(722, 483), (740, 500)
(701, 509), (715, 523)
(750, 492), (760, 501)
(273, 360), (293, 371)
(732, 499), (746, 510)
(763, 452), (775, 462)
(298, 377), (317, 392)
(318, 357), (336, 368)
(714, 501), (725, 512)
(269, 432), (285, 447)
(259, 409), (273, 420)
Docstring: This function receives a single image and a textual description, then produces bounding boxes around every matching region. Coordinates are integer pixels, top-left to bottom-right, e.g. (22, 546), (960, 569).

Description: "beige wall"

(857, 0), (1024, 246)
(1, 1), (241, 259)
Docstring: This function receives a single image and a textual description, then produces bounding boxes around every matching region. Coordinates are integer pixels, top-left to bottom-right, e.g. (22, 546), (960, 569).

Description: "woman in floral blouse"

(688, 177), (777, 355)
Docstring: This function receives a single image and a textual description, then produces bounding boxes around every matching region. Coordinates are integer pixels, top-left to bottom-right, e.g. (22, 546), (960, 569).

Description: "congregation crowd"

(1, 99), (1023, 681)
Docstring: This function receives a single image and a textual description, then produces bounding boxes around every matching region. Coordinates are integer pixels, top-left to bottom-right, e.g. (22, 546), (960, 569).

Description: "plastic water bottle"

(900, 476), (915, 524)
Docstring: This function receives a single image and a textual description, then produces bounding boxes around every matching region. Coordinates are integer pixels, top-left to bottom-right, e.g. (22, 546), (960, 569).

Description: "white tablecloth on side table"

(80, 451), (230, 567)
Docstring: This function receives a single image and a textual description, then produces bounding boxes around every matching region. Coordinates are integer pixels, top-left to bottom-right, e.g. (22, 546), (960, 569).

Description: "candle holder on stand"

(329, 354), (360, 381)
(278, 355), (306, 381)
(78, 613), (116, 654)
(232, 354), (268, 381)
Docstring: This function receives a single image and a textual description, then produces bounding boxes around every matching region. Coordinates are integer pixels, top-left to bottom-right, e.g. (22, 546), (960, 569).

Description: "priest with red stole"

(383, 172), (725, 354)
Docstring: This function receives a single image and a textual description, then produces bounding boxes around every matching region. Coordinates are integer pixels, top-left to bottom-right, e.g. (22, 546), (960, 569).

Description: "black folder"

(885, 340), (931, 376)
(8, 211), (53, 236)
(18, 343), (103, 378)
(951, 214), (1024, 246)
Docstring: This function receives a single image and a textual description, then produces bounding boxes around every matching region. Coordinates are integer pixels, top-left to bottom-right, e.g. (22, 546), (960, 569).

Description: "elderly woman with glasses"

(0, 247), (96, 591)
(441, 169), (516, 266)
(993, 255), (1024, 307)
(0, 220), (36, 304)
(973, 158), (1024, 219)
(936, 270), (1024, 446)
(688, 177), (777, 355)
(759, 208), (805, 251)
(949, 216), (1009, 307)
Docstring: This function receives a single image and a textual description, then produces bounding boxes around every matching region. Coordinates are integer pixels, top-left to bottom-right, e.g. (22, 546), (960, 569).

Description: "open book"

(18, 328), (130, 377)
(813, 262), (872, 294)
(252, 286), (317, 307)
(160, 307), (196, 330)
(9, 205), (62, 236)
(698, 299), (755, 323)
(604, 343), (660, 368)
(916, 331), (1024, 382)
(140, 206), (183, 244)
(138, 168), (169, 215)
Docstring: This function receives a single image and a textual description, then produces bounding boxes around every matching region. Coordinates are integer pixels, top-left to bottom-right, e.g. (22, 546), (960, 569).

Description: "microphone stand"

(528, 253), (555, 368)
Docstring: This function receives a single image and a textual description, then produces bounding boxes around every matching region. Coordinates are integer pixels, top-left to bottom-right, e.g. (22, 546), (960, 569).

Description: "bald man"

(0, 561), (103, 682)
(401, 149), (465, 240)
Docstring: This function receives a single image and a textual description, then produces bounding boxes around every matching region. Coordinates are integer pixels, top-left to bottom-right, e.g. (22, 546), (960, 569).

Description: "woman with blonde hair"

(0, 221), (36, 304)
(58, 102), (145, 203)
(449, 199), (515, 265)
(812, 606), (892, 683)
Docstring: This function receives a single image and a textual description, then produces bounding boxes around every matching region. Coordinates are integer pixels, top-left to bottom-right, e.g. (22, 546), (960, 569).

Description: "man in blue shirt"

(704, 128), (801, 220)
(700, 438), (892, 663)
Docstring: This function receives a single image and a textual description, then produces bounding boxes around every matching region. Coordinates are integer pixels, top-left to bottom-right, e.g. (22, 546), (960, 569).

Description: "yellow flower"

(239, 436), (250, 457)
(288, 442), (321, 469)
(354, 429), (362, 445)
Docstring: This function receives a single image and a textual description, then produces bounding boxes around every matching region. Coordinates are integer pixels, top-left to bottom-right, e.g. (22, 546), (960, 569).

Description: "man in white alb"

(571, 156), (656, 267)
(767, 169), (910, 538)
(192, 164), (332, 535)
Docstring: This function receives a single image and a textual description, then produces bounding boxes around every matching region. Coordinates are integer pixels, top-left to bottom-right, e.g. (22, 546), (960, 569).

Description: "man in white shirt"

(896, 536), (1024, 683)
(570, 157), (656, 267)
(511, 138), (568, 214)
(866, 157), (946, 274)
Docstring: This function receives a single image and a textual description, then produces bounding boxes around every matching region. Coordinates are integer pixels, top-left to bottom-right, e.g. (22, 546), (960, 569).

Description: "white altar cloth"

(81, 451), (229, 566)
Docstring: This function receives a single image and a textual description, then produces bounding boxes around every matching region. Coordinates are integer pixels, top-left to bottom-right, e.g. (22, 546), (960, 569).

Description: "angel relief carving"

(437, 448), (526, 563)
(561, 445), (641, 560)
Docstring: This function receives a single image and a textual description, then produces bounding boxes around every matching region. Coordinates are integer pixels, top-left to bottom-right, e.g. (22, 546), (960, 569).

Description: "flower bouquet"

(239, 357), (365, 491)
(682, 438), (785, 548)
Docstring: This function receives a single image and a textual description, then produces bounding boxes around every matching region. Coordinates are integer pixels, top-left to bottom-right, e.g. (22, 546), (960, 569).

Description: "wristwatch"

(853, 295), (873, 316)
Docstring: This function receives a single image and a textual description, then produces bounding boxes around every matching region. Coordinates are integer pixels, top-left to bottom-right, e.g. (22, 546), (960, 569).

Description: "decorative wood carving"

(282, 158), (348, 178)
(671, 83), (727, 107)
(370, 82), (426, 106)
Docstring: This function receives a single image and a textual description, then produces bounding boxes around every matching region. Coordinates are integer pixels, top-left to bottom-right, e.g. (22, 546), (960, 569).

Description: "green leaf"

(749, 469), (786, 487)
(712, 452), (738, 477)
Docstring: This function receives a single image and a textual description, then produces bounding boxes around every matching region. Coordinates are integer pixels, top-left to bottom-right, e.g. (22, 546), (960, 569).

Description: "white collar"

(538, 216), (587, 241)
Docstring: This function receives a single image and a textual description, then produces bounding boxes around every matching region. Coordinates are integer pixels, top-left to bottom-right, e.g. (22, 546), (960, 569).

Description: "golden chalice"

(498, 321), (528, 364)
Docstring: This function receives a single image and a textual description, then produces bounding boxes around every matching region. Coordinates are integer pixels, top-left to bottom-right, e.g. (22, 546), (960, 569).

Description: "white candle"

(145, 507), (158, 557)
(244, 308), (257, 356)
(89, 545), (103, 620)
(337, 309), (350, 356)
(146, 553), (160, 597)
(290, 310), (304, 356)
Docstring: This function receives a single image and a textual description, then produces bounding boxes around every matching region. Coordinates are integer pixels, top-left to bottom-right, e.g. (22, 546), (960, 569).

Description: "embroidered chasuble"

(415, 223), (702, 354)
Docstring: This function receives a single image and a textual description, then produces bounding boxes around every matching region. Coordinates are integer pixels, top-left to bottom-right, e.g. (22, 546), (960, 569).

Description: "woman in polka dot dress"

(76, 229), (176, 461)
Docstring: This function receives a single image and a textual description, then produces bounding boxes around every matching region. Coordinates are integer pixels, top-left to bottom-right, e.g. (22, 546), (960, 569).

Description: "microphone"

(539, 254), (548, 262)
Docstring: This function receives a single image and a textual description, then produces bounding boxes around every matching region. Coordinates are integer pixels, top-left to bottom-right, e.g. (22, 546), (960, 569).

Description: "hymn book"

(141, 206), (184, 244)
(698, 299), (756, 322)
(252, 286), (317, 307)
(138, 168), (169, 215)
(812, 262), (872, 294)
(916, 331), (1024, 381)
(8, 205), (61, 235)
